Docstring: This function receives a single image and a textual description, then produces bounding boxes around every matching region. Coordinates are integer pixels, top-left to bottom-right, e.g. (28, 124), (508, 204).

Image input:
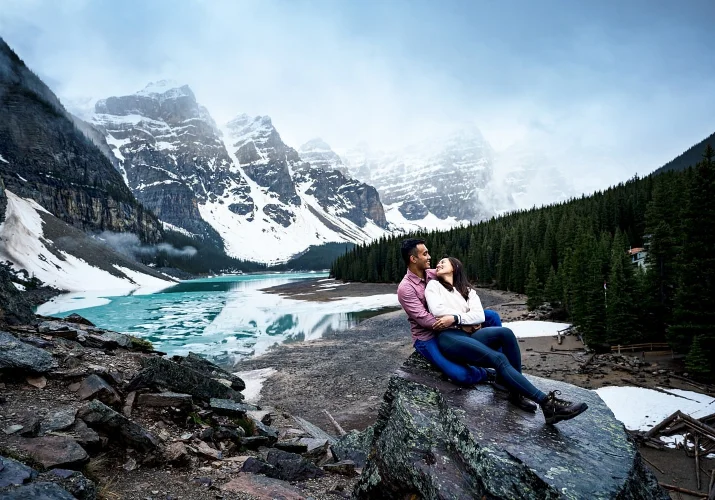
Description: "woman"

(425, 256), (588, 424)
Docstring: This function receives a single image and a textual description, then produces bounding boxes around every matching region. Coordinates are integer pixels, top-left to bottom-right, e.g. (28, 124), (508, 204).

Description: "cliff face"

(0, 38), (162, 243)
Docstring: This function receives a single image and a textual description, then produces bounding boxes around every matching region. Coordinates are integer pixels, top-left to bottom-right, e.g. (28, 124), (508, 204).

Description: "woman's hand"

(433, 315), (456, 330)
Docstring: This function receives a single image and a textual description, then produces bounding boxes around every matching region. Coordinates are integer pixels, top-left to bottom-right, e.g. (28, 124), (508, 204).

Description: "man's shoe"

(508, 392), (538, 412)
(540, 390), (588, 424)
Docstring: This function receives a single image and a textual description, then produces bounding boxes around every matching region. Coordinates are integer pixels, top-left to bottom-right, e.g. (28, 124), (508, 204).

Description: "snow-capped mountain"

(340, 128), (499, 228)
(299, 138), (350, 176)
(91, 82), (389, 263)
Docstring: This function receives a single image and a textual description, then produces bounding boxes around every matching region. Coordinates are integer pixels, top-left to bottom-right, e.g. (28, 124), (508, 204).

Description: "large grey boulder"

(127, 357), (243, 402)
(0, 481), (76, 499)
(0, 331), (58, 373)
(174, 352), (246, 391)
(0, 455), (37, 488)
(354, 353), (668, 499)
(77, 400), (160, 452)
(13, 436), (89, 470)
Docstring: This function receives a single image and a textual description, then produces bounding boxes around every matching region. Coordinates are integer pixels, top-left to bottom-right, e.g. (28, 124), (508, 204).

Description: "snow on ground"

(0, 154), (8, 164)
(503, 320), (571, 338)
(597, 386), (715, 432)
(232, 367), (277, 403)
(0, 190), (173, 293)
(597, 386), (715, 454)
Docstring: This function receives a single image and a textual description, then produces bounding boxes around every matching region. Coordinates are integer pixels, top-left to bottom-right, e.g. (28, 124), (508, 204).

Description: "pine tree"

(685, 335), (712, 379)
(669, 147), (715, 379)
(526, 261), (542, 310)
(543, 266), (561, 304)
(606, 230), (639, 344)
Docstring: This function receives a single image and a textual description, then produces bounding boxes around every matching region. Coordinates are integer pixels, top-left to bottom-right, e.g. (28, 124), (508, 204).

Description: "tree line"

(331, 146), (715, 380)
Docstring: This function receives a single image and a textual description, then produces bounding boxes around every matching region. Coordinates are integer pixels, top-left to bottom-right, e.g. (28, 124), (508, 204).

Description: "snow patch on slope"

(0, 191), (173, 293)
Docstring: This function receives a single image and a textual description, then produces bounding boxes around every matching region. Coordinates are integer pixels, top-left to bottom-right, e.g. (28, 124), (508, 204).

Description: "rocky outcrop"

(127, 356), (243, 402)
(0, 38), (162, 243)
(0, 331), (58, 373)
(92, 81), (243, 246)
(354, 353), (668, 499)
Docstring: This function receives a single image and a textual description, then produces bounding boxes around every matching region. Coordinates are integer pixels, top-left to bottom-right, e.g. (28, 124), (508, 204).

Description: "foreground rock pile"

(354, 352), (670, 499)
(0, 316), (367, 499)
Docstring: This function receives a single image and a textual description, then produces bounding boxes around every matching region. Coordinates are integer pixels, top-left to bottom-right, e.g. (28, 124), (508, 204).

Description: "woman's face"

(435, 258), (453, 277)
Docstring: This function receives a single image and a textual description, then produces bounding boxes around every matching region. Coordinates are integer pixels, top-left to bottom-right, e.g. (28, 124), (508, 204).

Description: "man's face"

(411, 243), (431, 271)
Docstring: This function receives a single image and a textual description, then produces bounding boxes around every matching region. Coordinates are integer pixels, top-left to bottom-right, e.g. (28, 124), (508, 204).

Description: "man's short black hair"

(401, 238), (426, 266)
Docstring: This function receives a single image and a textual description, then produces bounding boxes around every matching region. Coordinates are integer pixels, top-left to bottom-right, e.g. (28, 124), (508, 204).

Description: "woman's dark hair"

(438, 257), (472, 300)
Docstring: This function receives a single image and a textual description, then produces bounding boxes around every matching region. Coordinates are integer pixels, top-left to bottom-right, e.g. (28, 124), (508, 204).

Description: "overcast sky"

(2, 0), (714, 193)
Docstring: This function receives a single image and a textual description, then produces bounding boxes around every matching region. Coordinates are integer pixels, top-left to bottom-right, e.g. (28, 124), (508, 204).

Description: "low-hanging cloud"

(1, 0), (714, 196)
(94, 231), (197, 259)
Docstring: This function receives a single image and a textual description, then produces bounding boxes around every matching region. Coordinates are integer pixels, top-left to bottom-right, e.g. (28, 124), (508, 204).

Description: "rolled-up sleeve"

(398, 283), (437, 329)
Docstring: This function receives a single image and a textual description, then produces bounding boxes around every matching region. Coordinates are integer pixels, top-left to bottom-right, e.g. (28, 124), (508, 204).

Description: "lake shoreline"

(244, 278), (712, 492)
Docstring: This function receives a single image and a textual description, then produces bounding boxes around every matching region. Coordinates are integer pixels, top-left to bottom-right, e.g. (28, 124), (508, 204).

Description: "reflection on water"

(42, 273), (399, 363)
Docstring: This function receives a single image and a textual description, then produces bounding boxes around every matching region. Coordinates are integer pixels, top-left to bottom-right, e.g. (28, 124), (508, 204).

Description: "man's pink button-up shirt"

(397, 268), (438, 343)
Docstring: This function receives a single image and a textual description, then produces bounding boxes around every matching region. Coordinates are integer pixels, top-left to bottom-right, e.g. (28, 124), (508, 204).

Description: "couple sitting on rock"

(396, 238), (588, 425)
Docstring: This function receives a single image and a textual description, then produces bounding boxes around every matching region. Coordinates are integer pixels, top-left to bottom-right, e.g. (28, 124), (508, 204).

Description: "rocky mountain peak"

(299, 138), (349, 176)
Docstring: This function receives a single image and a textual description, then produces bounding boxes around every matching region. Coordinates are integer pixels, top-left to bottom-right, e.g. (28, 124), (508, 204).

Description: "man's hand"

(432, 315), (456, 331)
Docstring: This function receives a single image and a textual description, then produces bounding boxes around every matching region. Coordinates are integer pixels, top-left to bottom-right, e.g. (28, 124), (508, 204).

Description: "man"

(397, 238), (589, 424)
(396, 238), (489, 385)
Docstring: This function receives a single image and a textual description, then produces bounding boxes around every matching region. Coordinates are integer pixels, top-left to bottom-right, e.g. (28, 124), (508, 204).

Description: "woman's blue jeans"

(414, 337), (488, 385)
(437, 327), (547, 402)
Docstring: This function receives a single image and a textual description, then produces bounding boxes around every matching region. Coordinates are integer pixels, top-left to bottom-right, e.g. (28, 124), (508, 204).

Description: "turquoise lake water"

(36, 273), (399, 364)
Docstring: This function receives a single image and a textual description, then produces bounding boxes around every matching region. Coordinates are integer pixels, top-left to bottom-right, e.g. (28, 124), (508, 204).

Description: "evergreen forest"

(331, 146), (715, 381)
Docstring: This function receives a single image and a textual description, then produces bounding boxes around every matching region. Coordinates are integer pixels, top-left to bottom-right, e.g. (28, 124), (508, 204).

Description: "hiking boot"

(540, 390), (588, 424)
(508, 392), (538, 412)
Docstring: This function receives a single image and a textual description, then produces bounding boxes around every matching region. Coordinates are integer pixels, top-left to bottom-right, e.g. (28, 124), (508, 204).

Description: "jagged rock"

(354, 354), (669, 499)
(174, 352), (246, 391)
(0, 331), (58, 373)
(221, 472), (305, 499)
(298, 438), (330, 461)
(274, 440), (308, 454)
(127, 357), (243, 402)
(77, 374), (121, 406)
(247, 410), (272, 425)
(82, 334), (120, 350)
(2, 425), (22, 435)
(122, 391), (136, 417)
(40, 409), (77, 434)
(241, 457), (274, 475)
(214, 426), (245, 442)
(164, 442), (190, 465)
(0, 481), (77, 499)
(14, 436), (89, 469)
(69, 420), (100, 451)
(77, 400), (160, 452)
(38, 321), (80, 340)
(0, 455), (37, 488)
(209, 398), (255, 416)
(38, 469), (97, 500)
(331, 427), (373, 468)
(137, 392), (192, 411)
(240, 436), (271, 449)
(292, 416), (337, 445)
(94, 331), (132, 349)
(263, 449), (325, 482)
(22, 337), (53, 349)
(251, 419), (279, 445)
(322, 460), (357, 477)
(195, 440), (222, 460)
(63, 314), (95, 327)
(26, 376), (47, 389)
(18, 415), (41, 437)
